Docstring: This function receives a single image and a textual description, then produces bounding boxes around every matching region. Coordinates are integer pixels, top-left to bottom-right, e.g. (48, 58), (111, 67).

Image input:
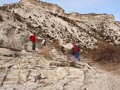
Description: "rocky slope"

(1, 0), (120, 90)
(0, 0), (120, 51)
(0, 48), (120, 90)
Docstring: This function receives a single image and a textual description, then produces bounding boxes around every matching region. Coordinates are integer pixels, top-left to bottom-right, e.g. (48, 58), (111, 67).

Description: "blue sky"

(0, 0), (120, 21)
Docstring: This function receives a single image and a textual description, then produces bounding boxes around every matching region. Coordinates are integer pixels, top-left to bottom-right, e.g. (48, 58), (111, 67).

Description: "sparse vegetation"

(26, 22), (35, 29)
(65, 38), (71, 43)
(39, 46), (52, 59)
(53, 39), (61, 49)
(0, 14), (3, 21)
(91, 43), (120, 63)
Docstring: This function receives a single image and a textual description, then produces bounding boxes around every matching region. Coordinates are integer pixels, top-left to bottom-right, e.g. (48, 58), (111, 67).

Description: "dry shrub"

(53, 39), (60, 49)
(26, 22), (35, 29)
(40, 46), (51, 59)
(0, 14), (3, 21)
(91, 43), (120, 63)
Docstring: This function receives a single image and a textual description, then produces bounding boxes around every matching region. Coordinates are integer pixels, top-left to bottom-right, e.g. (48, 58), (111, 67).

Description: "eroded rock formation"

(0, 1), (120, 89)
(0, 50), (120, 90)
(0, 0), (120, 50)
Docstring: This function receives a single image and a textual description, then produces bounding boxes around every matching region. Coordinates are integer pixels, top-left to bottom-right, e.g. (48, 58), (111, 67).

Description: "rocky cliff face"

(0, 0), (120, 50)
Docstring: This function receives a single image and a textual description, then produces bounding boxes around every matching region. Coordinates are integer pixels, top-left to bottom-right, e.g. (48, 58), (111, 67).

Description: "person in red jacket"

(30, 33), (36, 50)
(72, 42), (80, 61)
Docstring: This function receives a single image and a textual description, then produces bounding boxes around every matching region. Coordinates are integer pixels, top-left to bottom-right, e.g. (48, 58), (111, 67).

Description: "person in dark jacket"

(30, 33), (36, 50)
(72, 42), (80, 61)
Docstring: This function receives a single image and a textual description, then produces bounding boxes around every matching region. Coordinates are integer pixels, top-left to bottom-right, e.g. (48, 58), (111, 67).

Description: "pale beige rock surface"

(0, 0), (120, 50)
(0, 51), (120, 90)
(0, 0), (120, 90)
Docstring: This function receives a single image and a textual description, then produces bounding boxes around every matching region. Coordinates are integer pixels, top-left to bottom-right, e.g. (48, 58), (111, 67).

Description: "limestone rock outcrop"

(0, 0), (120, 50)
(0, 51), (120, 90)
(1, 1), (120, 90)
